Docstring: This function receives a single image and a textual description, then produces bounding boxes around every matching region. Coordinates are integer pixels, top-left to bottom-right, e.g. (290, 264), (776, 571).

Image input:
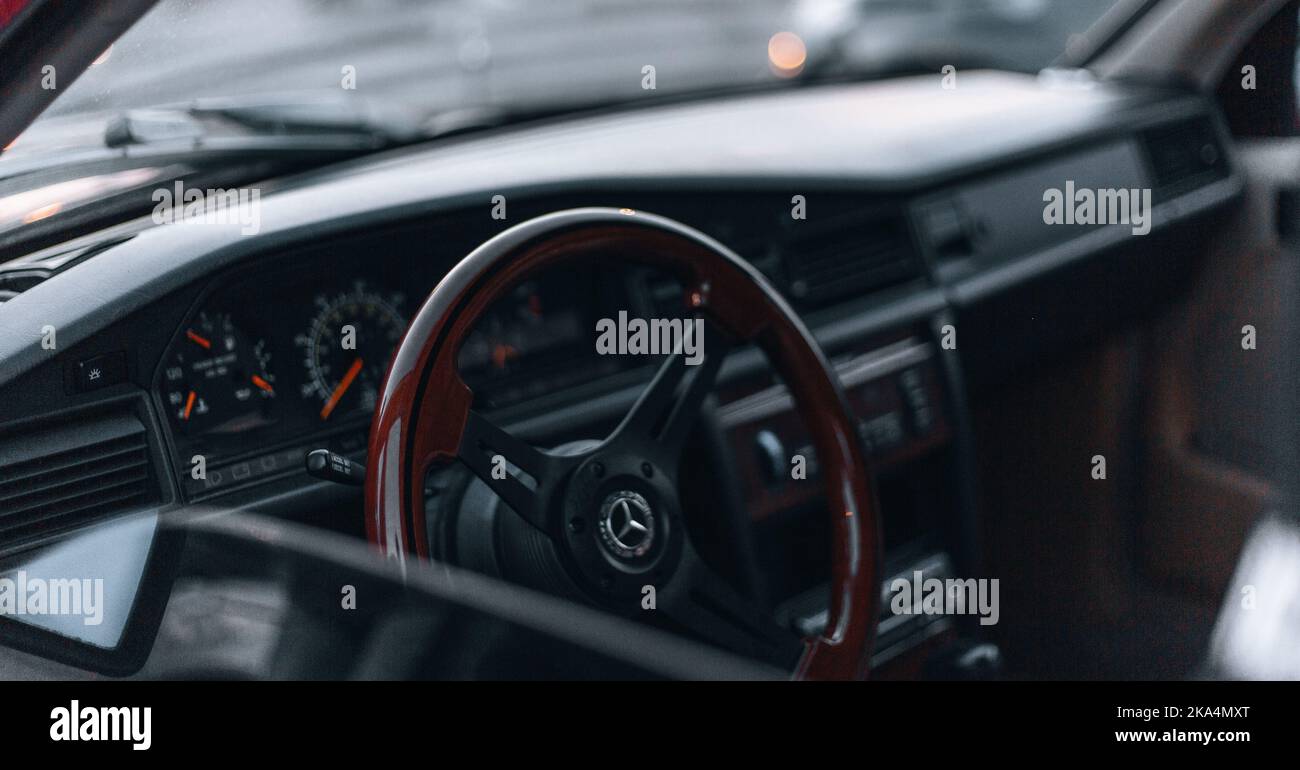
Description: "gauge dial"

(459, 281), (582, 377)
(162, 311), (277, 435)
(296, 284), (406, 421)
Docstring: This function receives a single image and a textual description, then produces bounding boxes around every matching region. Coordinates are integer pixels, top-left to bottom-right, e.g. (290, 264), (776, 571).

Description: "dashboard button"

(754, 429), (787, 487)
(75, 352), (127, 392)
(898, 367), (935, 436)
(181, 445), (308, 498)
(859, 411), (905, 455)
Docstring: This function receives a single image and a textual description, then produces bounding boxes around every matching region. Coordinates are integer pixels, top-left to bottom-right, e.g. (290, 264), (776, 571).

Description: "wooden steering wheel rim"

(364, 207), (881, 680)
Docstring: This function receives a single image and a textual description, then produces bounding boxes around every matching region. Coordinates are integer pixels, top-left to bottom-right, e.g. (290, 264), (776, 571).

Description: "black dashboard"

(0, 71), (1244, 673)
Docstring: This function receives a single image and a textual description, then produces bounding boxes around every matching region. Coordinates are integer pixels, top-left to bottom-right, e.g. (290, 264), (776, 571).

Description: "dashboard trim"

(718, 339), (933, 427)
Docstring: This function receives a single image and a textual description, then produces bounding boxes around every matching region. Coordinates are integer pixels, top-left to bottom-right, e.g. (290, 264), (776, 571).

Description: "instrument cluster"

(161, 282), (407, 440)
(156, 248), (628, 500)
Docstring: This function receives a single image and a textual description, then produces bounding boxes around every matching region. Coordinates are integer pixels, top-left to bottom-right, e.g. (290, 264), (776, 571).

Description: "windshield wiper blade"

(1, 91), (544, 191)
(0, 95), (427, 186)
(103, 93), (424, 152)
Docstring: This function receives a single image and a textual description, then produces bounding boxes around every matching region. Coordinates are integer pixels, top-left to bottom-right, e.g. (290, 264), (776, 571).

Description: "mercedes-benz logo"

(598, 490), (656, 559)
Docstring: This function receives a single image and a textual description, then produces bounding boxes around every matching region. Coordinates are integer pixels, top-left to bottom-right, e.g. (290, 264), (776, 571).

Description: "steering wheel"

(364, 208), (881, 679)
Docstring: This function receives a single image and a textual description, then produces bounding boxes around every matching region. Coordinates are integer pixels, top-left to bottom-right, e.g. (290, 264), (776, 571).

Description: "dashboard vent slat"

(0, 436), (145, 493)
(0, 411), (156, 548)
(0, 464), (149, 513)
(784, 211), (920, 307)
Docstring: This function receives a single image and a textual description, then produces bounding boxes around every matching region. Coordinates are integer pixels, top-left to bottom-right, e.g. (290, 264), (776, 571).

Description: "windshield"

(41, 0), (1123, 123)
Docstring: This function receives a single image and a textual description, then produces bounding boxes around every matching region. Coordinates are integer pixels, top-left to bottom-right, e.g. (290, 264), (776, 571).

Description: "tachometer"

(295, 283), (406, 421)
(162, 311), (277, 435)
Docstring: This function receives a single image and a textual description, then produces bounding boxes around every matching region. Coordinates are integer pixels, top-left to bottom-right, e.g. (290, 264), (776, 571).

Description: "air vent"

(0, 412), (155, 548)
(784, 211), (920, 307)
(1140, 118), (1228, 202)
(0, 268), (51, 304)
(0, 235), (135, 304)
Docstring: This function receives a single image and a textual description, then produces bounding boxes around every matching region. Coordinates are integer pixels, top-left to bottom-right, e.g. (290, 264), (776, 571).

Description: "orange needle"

(320, 358), (363, 420)
(182, 390), (196, 420)
(251, 375), (275, 394)
(186, 329), (212, 349)
(491, 343), (518, 370)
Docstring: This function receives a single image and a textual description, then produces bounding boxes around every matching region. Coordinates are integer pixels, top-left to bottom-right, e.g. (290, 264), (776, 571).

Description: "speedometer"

(295, 283), (406, 422)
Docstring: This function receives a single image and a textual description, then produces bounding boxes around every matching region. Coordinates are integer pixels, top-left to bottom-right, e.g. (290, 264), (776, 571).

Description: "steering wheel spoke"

(611, 316), (730, 463)
(457, 409), (574, 530)
(659, 541), (804, 668)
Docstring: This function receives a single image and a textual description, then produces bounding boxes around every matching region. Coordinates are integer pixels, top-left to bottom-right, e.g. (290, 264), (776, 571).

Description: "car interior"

(1, 0), (1299, 683)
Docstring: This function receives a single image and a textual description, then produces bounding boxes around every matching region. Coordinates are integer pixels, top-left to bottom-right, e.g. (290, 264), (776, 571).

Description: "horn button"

(560, 453), (683, 602)
(599, 489), (655, 559)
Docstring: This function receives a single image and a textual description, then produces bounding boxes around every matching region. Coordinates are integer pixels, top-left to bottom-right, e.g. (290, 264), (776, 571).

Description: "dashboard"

(0, 71), (1244, 674)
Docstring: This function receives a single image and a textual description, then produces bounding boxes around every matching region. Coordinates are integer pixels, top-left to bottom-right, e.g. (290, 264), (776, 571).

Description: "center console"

(713, 318), (982, 674)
